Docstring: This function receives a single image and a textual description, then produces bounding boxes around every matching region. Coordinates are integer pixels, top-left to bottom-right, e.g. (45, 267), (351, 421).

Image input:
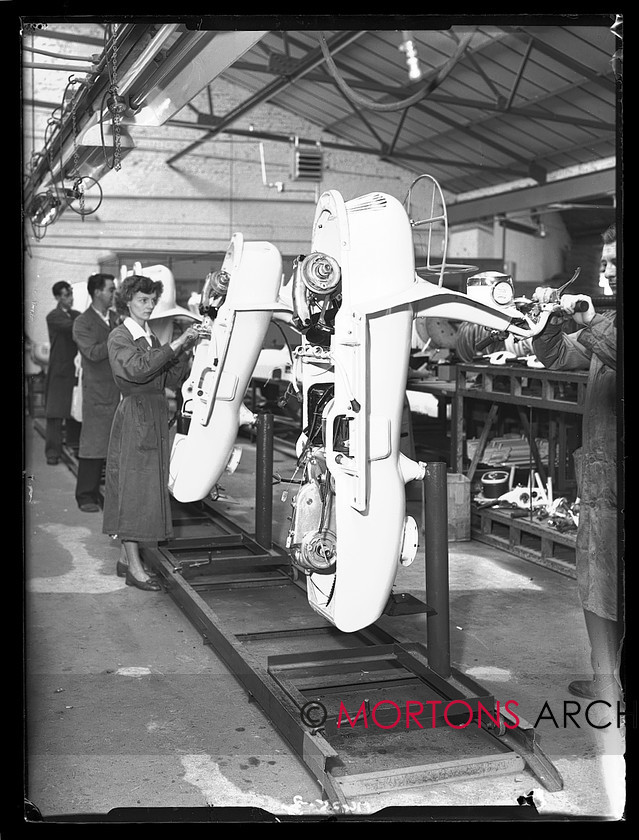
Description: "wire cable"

(22, 44), (101, 63)
(318, 30), (474, 113)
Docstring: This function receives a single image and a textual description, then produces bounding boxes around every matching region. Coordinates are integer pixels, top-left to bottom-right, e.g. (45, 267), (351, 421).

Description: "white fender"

(169, 234), (284, 503)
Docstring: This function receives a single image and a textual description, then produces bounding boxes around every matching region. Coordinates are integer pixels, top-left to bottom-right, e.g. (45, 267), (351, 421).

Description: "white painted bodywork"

(289, 189), (530, 632)
(169, 234), (284, 504)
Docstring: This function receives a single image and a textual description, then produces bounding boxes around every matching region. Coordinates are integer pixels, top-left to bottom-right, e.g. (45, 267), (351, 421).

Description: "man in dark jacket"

(72, 273), (120, 512)
(533, 224), (621, 705)
(44, 282), (81, 464)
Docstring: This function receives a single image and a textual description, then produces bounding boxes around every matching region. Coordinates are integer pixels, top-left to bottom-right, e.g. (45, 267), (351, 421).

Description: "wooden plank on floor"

(334, 753), (526, 797)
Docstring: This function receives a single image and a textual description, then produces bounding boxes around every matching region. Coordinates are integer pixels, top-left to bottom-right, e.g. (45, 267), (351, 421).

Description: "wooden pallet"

(471, 506), (576, 579)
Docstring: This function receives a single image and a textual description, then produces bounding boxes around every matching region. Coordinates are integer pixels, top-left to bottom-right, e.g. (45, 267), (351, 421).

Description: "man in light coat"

(72, 273), (120, 512)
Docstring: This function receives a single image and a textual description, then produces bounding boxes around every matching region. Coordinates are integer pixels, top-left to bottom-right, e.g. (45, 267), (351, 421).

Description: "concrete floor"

(23, 417), (626, 822)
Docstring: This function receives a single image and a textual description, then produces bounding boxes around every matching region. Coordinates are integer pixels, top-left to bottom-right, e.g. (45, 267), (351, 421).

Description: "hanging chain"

(70, 87), (86, 218)
(34, 116), (62, 238)
(44, 119), (57, 186)
(108, 24), (123, 172)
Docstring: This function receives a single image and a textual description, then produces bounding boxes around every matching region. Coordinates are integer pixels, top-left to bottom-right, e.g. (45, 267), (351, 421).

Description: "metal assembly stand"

(424, 461), (451, 679)
(142, 413), (563, 805)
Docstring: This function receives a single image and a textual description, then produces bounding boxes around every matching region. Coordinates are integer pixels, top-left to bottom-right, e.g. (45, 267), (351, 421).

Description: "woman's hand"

(170, 326), (200, 354)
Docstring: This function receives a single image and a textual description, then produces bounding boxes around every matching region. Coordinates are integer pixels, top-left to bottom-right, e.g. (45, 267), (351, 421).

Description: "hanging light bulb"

(399, 31), (423, 82)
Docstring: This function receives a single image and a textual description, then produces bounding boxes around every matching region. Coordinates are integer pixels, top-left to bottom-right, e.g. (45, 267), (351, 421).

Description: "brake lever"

(525, 300), (590, 337)
(556, 266), (581, 297)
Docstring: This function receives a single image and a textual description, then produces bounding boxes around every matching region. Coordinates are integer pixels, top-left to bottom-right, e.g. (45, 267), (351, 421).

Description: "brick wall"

(23, 77), (583, 345)
(24, 78), (421, 345)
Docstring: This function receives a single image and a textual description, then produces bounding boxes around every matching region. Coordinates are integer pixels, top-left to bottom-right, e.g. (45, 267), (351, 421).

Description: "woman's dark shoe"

(117, 559), (158, 579)
(80, 502), (100, 513)
(125, 569), (161, 591)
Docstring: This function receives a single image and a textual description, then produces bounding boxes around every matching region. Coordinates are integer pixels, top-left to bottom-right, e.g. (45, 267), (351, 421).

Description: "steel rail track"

(31, 414), (563, 807)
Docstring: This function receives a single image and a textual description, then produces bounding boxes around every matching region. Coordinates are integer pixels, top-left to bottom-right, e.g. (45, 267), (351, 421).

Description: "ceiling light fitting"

(29, 191), (62, 227)
(399, 31), (423, 82)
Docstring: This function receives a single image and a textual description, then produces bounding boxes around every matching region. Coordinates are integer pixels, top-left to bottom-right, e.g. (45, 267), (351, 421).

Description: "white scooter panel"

(169, 234), (284, 503)
(288, 188), (534, 633)
(290, 191), (418, 632)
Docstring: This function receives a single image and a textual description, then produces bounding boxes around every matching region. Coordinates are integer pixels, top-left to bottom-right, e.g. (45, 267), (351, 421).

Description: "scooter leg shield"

(169, 240), (283, 503)
(295, 191), (417, 632)
(308, 308), (414, 632)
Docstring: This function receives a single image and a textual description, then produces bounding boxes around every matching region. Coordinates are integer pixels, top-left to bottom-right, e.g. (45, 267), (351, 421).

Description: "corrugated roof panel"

(226, 24), (618, 199)
(24, 22), (617, 206)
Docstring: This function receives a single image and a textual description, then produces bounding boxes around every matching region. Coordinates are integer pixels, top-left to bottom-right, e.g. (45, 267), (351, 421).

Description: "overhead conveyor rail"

(137, 414), (563, 807)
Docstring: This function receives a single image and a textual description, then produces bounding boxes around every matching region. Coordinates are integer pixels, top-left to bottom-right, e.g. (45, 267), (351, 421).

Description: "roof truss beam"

(227, 54), (613, 131)
(446, 167), (615, 225)
(316, 48), (537, 177)
(508, 27), (616, 94)
(167, 117), (529, 178)
(165, 30), (366, 166)
(504, 37), (534, 109)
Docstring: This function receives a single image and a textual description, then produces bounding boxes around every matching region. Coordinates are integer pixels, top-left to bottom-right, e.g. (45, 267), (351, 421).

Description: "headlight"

(467, 271), (515, 306)
(491, 280), (514, 305)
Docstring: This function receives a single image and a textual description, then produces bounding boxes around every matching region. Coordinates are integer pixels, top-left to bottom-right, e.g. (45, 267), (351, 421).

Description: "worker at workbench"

(454, 280), (580, 365)
(532, 223), (621, 706)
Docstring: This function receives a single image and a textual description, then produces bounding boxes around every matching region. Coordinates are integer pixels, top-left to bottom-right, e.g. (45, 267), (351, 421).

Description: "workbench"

(452, 363), (588, 492)
(406, 374), (456, 465)
(407, 364), (588, 576)
(406, 363), (587, 494)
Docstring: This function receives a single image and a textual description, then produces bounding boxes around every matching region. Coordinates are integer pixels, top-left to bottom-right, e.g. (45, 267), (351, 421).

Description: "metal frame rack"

(453, 363), (588, 486)
(451, 364), (587, 576)
(138, 415), (563, 807)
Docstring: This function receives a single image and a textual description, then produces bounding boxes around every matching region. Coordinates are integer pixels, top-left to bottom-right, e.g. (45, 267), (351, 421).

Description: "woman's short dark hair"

(114, 275), (164, 316)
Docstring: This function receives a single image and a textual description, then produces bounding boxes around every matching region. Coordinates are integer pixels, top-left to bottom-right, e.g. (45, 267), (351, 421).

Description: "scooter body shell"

(291, 190), (531, 633)
(295, 191), (417, 632)
(169, 235), (283, 503)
